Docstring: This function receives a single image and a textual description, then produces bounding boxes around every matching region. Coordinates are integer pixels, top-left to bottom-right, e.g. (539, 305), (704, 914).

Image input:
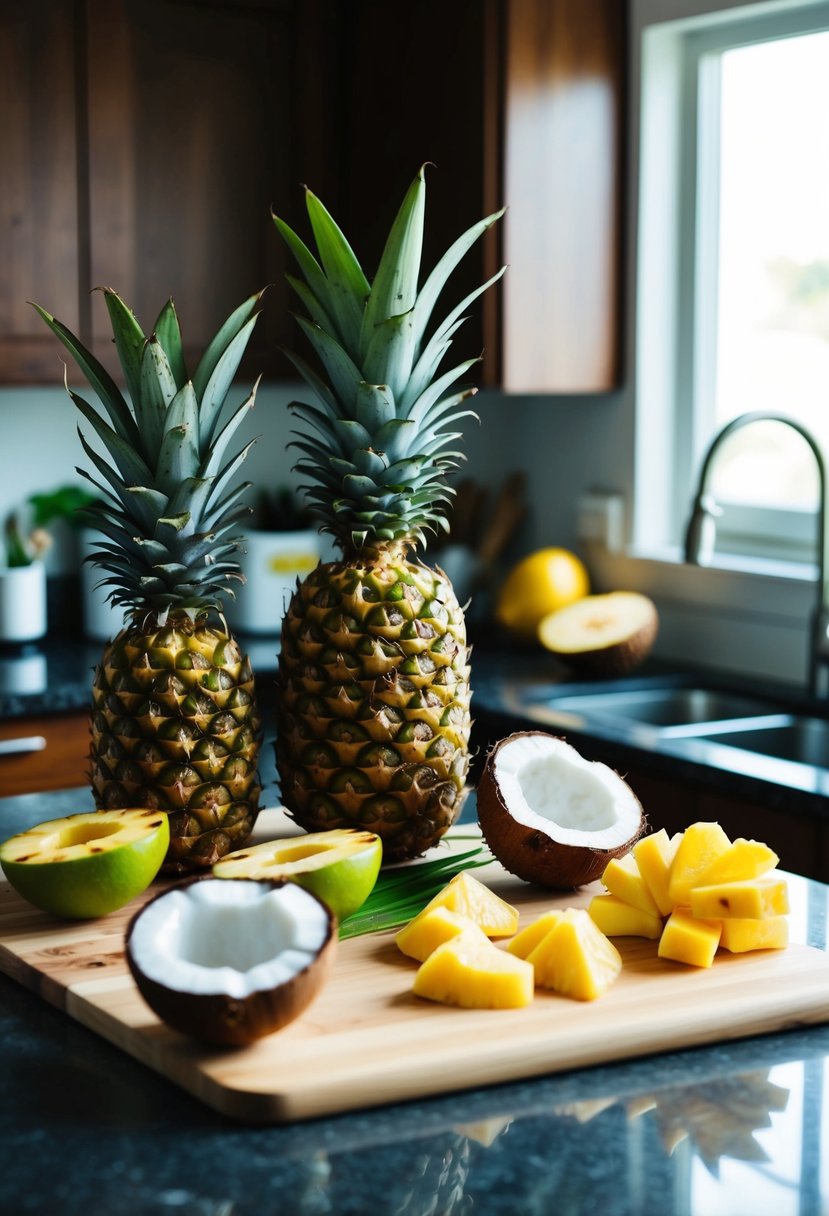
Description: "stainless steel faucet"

(683, 410), (829, 697)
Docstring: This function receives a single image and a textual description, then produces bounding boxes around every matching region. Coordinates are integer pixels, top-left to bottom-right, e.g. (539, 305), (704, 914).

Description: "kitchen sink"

(693, 715), (829, 767)
(539, 687), (780, 730)
(485, 672), (829, 787)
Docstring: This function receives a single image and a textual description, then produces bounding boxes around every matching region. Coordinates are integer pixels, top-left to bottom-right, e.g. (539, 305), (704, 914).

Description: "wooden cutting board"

(1, 810), (828, 1124)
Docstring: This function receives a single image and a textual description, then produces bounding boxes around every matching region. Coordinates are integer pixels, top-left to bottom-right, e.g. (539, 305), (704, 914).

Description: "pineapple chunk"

(505, 911), (564, 959)
(601, 852), (661, 917)
(693, 837), (779, 886)
(528, 908), (622, 1001)
(634, 829), (683, 916)
(658, 908), (721, 967)
(719, 916), (790, 953)
(418, 871), (519, 937)
(412, 936), (534, 1009)
(395, 906), (487, 962)
(588, 893), (663, 939)
(668, 822), (731, 906)
(689, 875), (790, 920)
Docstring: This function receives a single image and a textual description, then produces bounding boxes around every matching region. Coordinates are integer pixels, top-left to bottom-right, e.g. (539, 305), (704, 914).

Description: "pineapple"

(272, 166), (504, 862)
(34, 290), (264, 872)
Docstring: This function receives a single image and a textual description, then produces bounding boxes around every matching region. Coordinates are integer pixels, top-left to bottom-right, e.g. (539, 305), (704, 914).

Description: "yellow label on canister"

(268, 553), (318, 574)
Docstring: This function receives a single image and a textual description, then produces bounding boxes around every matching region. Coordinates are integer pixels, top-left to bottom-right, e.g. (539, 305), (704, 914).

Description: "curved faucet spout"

(683, 410), (829, 697)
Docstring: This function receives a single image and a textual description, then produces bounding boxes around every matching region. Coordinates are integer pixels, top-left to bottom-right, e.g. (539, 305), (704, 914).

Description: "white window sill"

(587, 542), (817, 690)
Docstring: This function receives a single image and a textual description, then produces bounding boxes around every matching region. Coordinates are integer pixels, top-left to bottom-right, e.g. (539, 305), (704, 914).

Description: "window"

(635, 1), (829, 567)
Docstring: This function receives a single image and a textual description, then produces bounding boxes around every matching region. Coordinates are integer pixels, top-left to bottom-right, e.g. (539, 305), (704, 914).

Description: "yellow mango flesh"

(719, 916), (790, 953)
(528, 908), (622, 1000)
(395, 906), (487, 962)
(588, 893), (663, 940)
(601, 852), (661, 917)
(634, 829), (683, 916)
(412, 937), (534, 1009)
(420, 871), (519, 937)
(693, 837), (779, 886)
(505, 911), (564, 959)
(689, 875), (790, 920)
(658, 908), (721, 967)
(668, 822), (731, 906)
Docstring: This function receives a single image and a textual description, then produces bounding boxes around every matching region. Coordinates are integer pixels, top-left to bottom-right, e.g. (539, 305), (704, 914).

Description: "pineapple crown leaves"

(31, 289), (264, 618)
(272, 165), (505, 551)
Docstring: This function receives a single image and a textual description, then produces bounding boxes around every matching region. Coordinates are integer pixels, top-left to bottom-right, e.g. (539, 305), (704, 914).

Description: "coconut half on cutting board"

(477, 732), (646, 889)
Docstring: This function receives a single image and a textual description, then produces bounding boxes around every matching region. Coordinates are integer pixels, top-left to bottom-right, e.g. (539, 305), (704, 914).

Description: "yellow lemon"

(495, 547), (589, 640)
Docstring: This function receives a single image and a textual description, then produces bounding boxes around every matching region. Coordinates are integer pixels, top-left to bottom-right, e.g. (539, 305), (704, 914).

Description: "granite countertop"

(1, 786), (828, 1215)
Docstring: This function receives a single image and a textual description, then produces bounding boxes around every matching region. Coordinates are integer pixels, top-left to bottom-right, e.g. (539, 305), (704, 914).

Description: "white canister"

(80, 529), (126, 642)
(0, 562), (47, 643)
(230, 529), (322, 635)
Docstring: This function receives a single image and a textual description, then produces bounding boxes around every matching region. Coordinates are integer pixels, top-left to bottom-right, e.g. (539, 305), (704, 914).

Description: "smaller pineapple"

(34, 289), (264, 871)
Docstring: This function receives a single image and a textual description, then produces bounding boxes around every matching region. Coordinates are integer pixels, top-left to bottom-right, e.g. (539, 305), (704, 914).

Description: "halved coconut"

(477, 732), (646, 889)
(538, 591), (658, 677)
(125, 877), (335, 1046)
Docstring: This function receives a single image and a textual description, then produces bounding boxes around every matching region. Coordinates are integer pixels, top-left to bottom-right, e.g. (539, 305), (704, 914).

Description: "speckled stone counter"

(0, 787), (828, 1215)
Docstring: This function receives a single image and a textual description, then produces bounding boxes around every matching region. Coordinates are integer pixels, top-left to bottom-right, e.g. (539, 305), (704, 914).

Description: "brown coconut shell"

(477, 731), (646, 890)
(125, 876), (336, 1047)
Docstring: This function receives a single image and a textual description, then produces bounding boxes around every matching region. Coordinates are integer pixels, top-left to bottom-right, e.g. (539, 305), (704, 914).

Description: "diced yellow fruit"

(588, 893), (663, 939)
(694, 837), (779, 886)
(658, 907), (721, 968)
(395, 906), (487, 962)
(505, 911), (564, 959)
(634, 829), (683, 916)
(412, 936), (534, 1009)
(718, 916), (789, 953)
(528, 908), (622, 1001)
(420, 871), (519, 937)
(668, 823), (731, 906)
(689, 875), (790, 921)
(601, 852), (661, 917)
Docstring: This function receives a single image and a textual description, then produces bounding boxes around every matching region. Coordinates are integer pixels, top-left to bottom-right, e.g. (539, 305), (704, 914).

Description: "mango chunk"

(412, 936), (534, 1009)
(658, 908), (721, 968)
(719, 916), (790, 953)
(588, 893), (663, 939)
(689, 875), (790, 921)
(668, 823), (731, 906)
(528, 908), (622, 1001)
(395, 906), (487, 962)
(419, 871), (519, 937)
(694, 837), (779, 886)
(505, 911), (564, 959)
(634, 829), (683, 916)
(601, 852), (661, 917)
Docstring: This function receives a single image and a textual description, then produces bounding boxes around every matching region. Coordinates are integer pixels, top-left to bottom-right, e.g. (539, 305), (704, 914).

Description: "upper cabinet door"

(82, 0), (316, 381)
(501, 0), (625, 394)
(0, 1), (82, 383)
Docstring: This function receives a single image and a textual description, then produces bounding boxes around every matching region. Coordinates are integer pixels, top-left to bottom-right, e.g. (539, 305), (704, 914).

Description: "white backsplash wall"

(0, 382), (631, 577)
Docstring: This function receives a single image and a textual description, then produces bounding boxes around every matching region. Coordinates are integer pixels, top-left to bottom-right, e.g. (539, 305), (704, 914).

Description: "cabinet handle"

(0, 736), (47, 757)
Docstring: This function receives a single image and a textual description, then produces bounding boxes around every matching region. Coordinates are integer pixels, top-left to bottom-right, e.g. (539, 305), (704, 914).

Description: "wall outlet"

(577, 492), (625, 552)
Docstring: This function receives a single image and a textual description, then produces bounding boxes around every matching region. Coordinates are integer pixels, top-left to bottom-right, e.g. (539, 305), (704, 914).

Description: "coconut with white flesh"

(126, 877), (336, 1046)
(477, 732), (646, 889)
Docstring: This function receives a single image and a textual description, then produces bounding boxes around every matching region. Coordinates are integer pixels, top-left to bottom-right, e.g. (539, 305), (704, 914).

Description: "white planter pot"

(0, 562), (47, 643)
(80, 529), (127, 642)
(230, 529), (322, 635)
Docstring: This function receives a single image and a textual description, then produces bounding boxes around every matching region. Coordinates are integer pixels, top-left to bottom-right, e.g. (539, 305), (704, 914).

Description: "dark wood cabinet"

(1, 0), (625, 392)
(0, 0), (332, 384)
(0, 712), (90, 796)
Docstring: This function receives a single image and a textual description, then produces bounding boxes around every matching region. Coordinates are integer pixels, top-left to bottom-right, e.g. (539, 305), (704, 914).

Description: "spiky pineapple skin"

(276, 555), (471, 863)
(90, 616), (261, 873)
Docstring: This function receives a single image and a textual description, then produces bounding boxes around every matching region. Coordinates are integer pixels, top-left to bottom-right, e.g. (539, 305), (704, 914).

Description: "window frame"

(634, 0), (829, 565)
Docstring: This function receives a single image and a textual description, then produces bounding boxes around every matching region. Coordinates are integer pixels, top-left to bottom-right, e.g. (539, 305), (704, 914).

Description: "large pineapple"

(34, 290), (263, 872)
(273, 167), (504, 862)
